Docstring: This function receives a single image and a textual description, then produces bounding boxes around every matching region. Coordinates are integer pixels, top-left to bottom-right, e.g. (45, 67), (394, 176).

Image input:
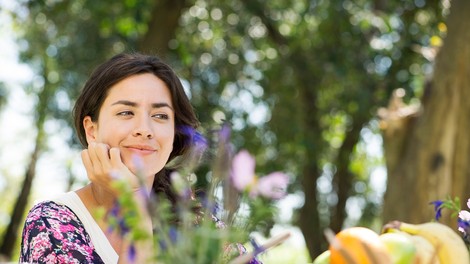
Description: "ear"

(83, 116), (98, 144)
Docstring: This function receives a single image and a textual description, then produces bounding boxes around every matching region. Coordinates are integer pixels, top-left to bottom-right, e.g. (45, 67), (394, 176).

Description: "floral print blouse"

(20, 199), (262, 263)
(20, 201), (104, 263)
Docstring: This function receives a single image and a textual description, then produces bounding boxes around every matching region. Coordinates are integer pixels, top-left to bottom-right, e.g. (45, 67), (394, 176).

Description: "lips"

(124, 144), (157, 155)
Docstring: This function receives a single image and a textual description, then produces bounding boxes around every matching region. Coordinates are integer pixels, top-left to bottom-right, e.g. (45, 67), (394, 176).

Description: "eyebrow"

(111, 100), (174, 110)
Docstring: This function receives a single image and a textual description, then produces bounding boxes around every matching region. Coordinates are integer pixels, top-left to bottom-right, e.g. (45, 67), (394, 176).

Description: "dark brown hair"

(72, 52), (200, 212)
(73, 52), (199, 159)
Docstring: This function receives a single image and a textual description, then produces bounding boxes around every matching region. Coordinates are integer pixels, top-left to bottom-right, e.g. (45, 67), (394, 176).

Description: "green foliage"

(433, 196), (462, 220)
(171, 2), (446, 257)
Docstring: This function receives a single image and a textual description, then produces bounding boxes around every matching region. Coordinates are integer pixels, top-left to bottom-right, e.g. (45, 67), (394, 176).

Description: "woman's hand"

(82, 142), (155, 263)
(81, 142), (140, 197)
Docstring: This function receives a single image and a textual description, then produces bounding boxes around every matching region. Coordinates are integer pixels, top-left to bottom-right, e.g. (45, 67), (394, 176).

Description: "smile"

(124, 145), (157, 154)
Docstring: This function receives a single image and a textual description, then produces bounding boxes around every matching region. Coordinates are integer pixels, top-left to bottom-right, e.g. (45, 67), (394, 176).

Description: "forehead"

(103, 73), (173, 106)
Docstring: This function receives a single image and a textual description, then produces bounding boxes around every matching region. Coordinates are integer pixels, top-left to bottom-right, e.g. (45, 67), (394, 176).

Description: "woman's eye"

(153, 113), (169, 120)
(117, 111), (133, 116)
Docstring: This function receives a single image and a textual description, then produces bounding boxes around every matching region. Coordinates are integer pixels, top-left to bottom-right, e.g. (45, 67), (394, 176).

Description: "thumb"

(109, 147), (122, 167)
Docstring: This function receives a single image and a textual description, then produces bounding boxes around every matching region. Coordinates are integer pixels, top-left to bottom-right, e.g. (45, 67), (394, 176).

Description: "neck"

(90, 184), (115, 209)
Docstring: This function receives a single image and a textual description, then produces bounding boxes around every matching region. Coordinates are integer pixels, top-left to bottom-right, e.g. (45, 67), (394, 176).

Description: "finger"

(86, 142), (103, 175)
(85, 144), (117, 195)
(95, 143), (112, 172)
(109, 147), (123, 169)
(84, 145), (109, 186)
(87, 142), (111, 176)
(109, 147), (139, 188)
(109, 147), (134, 179)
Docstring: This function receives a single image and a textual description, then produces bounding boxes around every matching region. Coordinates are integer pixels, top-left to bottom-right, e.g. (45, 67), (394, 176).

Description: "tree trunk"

(330, 114), (370, 233)
(382, 0), (470, 227)
(298, 157), (322, 259)
(238, 0), (371, 258)
(0, 142), (40, 258)
(296, 60), (324, 258)
(138, 0), (193, 57)
(0, 58), (52, 259)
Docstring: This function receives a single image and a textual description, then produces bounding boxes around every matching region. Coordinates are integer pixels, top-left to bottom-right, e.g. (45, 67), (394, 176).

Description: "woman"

(20, 53), (205, 263)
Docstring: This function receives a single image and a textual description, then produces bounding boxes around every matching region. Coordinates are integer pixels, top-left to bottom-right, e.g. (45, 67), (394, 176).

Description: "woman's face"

(84, 73), (175, 179)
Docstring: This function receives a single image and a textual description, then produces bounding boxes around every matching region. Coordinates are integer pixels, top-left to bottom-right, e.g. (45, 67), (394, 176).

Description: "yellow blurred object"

(312, 250), (330, 264)
(438, 22), (447, 33)
(328, 227), (392, 264)
(430, 35), (443, 47)
(379, 232), (417, 264)
(381, 229), (440, 264)
(384, 221), (468, 264)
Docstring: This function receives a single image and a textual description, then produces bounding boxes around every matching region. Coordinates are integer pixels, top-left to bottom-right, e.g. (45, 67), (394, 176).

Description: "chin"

(122, 153), (166, 176)
(127, 163), (157, 176)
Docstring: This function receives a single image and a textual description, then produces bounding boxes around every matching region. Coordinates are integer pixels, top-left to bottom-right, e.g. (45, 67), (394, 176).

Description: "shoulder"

(22, 200), (87, 242)
(20, 201), (103, 263)
(25, 200), (80, 223)
(21, 200), (86, 245)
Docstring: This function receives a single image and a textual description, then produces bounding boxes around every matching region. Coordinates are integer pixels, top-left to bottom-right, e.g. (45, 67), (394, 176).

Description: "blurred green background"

(1, 0), (470, 262)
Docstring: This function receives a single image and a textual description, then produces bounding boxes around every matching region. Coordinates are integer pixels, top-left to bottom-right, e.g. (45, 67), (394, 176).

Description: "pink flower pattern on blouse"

(20, 201), (104, 263)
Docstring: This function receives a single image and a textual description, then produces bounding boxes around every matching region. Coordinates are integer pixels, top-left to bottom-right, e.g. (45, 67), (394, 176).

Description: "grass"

(251, 243), (312, 264)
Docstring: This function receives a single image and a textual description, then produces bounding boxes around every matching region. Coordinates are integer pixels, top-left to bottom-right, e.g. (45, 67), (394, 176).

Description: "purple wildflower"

(219, 122), (231, 144)
(231, 149), (290, 199)
(170, 171), (192, 199)
(107, 201), (122, 234)
(118, 217), (130, 234)
(179, 125), (208, 152)
(158, 239), (167, 251)
(196, 190), (220, 216)
(231, 150), (256, 191)
(458, 218), (470, 242)
(128, 244), (136, 263)
(169, 226), (179, 243)
(255, 172), (289, 199)
(430, 200), (444, 221)
(132, 154), (145, 174)
(248, 238), (264, 264)
(250, 238), (265, 256)
(458, 198), (470, 242)
(111, 201), (120, 216)
(158, 227), (180, 251)
(179, 125), (208, 170)
(109, 170), (123, 180)
(193, 131), (208, 149)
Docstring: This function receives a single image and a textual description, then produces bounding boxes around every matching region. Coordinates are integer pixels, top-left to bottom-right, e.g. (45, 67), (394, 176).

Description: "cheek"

(96, 122), (131, 146)
(159, 127), (175, 152)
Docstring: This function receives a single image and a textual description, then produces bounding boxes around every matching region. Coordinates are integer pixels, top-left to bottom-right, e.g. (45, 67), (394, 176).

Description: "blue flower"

(196, 190), (220, 216)
(250, 238), (265, 256)
(128, 244), (136, 263)
(458, 218), (470, 242)
(158, 227), (180, 251)
(219, 123), (231, 143)
(118, 217), (130, 234)
(168, 226), (179, 243)
(430, 200), (444, 221)
(249, 238), (264, 263)
(179, 125), (208, 150)
(458, 199), (470, 243)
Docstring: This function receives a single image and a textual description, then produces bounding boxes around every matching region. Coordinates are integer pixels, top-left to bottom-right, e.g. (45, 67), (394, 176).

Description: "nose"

(132, 117), (154, 139)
